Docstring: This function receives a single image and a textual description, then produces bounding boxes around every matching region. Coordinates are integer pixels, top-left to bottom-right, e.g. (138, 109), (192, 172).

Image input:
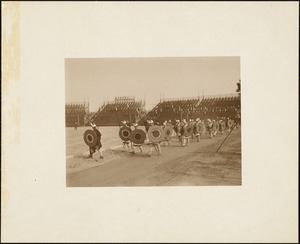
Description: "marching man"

(121, 120), (132, 152)
(131, 123), (143, 154)
(226, 117), (231, 132)
(206, 119), (214, 139)
(147, 120), (162, 157)
(174, 119), (182, 143)
(89, 123), (104, 159)
(212, 119), (218, 137)
(162, 121), (171, 146)
(219, 119), (225, 135)
(181, 119), (190, 147)
(190, 119), (198, 141)
(194, 118), (201, 142)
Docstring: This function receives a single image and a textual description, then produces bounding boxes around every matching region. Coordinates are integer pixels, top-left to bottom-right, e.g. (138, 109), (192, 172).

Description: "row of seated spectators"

(92, 112), (138, 126)
(146, 99), (198, 116)
(103, 102), (143, 112)
(141, 99), (199, 124)
(201, 96), (240, 107)
(141, 96), (240, 125)
(91, 101), (145, 126)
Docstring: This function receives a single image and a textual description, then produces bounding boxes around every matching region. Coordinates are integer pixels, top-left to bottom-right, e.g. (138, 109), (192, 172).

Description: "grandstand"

(90, 96), (146, 126)
(193, 94), (240, 121)
(66, 93), (240, 127)
(140, 98), (200, 124)
(65, 102), (89, 127)
(140, 93), (240, 124)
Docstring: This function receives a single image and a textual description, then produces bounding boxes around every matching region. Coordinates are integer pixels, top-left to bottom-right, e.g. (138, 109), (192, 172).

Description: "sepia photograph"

(65, 57), (241, 187)
(2, 2), (297, 243)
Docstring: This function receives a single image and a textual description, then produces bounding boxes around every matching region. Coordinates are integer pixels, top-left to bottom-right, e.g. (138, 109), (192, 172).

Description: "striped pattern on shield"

(163, 125), (173, 140)
(83, 129), (97, 147)
(119, 126), (132, 141)
(131, 129), (146, 144)
(148, 125), (163, 143)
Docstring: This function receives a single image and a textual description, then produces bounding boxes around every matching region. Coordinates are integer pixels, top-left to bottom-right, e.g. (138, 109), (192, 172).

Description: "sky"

(65, 57), (240, 112)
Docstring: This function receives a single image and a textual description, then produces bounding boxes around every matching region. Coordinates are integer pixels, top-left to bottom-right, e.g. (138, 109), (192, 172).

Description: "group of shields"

(119, 123), (175, 145)
(83, 119), (235, 148)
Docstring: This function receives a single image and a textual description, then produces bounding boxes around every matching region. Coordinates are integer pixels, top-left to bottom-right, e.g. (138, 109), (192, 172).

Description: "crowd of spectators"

(91, 101), (146, 126)
(70, 96), (240, 127)
(194, 96), (240, 120)
(141, 99), (199, 124)
(140, 96), (240, 124)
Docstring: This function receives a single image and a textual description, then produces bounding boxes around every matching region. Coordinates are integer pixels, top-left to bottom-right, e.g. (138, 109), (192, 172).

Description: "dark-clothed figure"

(181, 119), (190, 146)
(147, 120), (162, 157)
(194, 118), (201, 142)
(89, 124), (104, 159)
(121, 120), (132, 152)
(131, 123), (143, 154)
(206, 119), (214, 139)
(162, 121), (171, 146)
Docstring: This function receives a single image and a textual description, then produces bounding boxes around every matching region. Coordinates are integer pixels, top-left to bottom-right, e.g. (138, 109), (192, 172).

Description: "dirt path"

(67, 128), (241, 187)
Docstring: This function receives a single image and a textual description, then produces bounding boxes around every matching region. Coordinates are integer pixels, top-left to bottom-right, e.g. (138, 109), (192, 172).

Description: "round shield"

(163, 125), (173, 140)
(130, 129), (146, 144)
(119, 126), (132, 141)
(148, 125), (164, 143)
(219, 122), (226, 131)
(83, 129), (97, 147)
(227, 120), (234, 128)
(183, 124), (193, 137)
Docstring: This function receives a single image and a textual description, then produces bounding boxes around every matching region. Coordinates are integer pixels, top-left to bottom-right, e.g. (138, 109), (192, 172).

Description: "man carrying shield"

(120, 120), (132, 152)
(194, 118), (201, 142)
(181, 119), (191, 147)
(206, 119), (214, 139)
(131, 123), (144, 154)
(147, 120), (162, 157)
(174, 119), (182, 143)
(89, 123), (104, 159)
(162, 121), (172, 146)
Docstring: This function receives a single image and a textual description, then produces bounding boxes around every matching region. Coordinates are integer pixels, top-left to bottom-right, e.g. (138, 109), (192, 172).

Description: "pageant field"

(66, 126), (241, 187)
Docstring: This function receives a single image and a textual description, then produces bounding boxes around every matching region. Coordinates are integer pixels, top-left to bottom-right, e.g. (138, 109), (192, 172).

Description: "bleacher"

(193, 95), (240, 120)
(65, 103), (89, 127)
(141, 94), (240, 124)
(91, 97), (146, 126)
(140, 98), (199, 124)
(84, 93), (240, 127)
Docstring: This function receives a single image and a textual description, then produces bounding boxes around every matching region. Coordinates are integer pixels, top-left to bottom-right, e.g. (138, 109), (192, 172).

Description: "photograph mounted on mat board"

(65, 57), (241, 187)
